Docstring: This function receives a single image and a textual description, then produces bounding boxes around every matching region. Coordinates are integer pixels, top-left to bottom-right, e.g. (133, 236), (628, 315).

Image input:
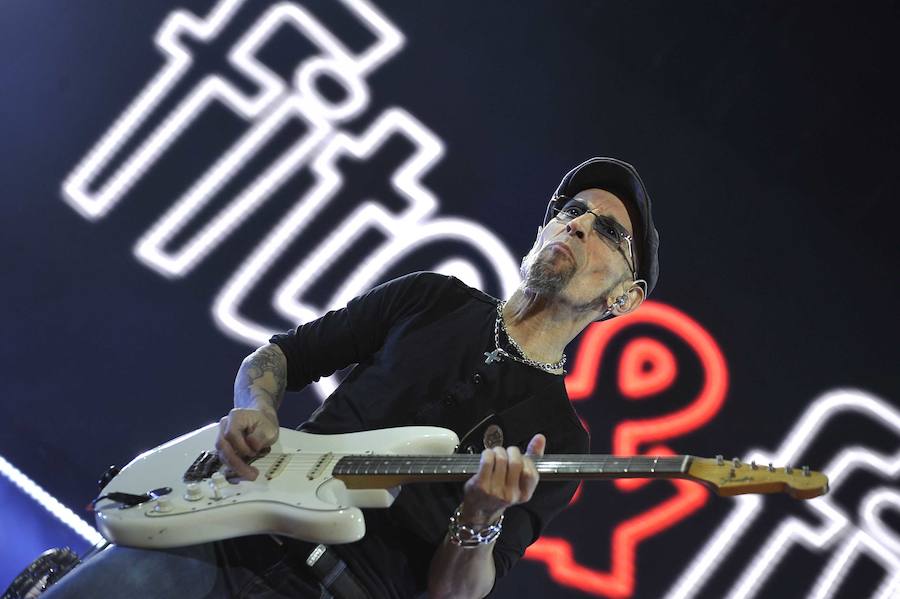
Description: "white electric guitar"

(93, 424), (828, 549)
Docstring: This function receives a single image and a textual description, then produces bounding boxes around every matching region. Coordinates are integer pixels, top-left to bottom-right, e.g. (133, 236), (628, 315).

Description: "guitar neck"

(330, 453), (829, 499)
(332, 454), (691, 487)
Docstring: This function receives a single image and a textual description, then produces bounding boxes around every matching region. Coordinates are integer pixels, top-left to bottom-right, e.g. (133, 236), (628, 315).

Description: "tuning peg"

(751, 461), (758, 470)
(767, 463), (775, 472)
(803, 465), (810, 477)
(716, 455), (724, 466)
(732, 457), (741, 469)
(785, 465), (794, 474)
(729, 467), (736, 478)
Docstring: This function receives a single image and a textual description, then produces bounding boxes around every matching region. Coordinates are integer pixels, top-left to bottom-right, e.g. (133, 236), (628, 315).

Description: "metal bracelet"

(448, 507), (504, 547)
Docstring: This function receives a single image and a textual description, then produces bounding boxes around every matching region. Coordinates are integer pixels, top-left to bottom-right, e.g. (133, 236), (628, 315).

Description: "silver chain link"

(448, 506), (504, 547)
(491, 301), (566, 374)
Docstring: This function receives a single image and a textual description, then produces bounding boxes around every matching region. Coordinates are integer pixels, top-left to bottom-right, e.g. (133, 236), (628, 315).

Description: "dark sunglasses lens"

(553, 207), (573, 220)
(593, 217), (621, 244)
(557, 200), (586, 220)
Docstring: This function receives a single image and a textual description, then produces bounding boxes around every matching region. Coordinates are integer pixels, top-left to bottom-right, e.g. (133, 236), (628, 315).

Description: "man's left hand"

(459, 433), (546, 525)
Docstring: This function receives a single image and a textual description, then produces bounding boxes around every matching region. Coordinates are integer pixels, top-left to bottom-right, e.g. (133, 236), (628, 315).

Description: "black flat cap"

(544, 157), (660, 296)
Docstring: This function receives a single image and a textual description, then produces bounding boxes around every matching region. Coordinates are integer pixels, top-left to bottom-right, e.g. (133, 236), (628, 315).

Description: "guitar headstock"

(688, 456), (829, 499)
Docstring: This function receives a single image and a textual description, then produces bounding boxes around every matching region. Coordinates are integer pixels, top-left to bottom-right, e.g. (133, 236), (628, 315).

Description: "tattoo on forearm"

(238, 345), (287, 409)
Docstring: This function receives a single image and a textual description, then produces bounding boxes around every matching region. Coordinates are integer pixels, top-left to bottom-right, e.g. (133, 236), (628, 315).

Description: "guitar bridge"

(183, 449), (270, 481)
(183, 451), (221, 482)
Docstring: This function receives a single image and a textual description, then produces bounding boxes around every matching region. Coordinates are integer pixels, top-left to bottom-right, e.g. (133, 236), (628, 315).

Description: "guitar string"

(258, 464), (687, 471)
(218, 453), (687, 461)
(217, 454), (688, 464)
(209, 455), (689, 473)
(215, 454), (688, 463)
(208, 463), (689, 475)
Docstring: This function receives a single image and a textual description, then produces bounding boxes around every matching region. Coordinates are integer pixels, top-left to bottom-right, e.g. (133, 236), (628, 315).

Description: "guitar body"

(95, 424), (459, 549)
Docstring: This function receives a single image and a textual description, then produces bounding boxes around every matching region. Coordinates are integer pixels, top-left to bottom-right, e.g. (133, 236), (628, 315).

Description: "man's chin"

(523, 266), (573, 296)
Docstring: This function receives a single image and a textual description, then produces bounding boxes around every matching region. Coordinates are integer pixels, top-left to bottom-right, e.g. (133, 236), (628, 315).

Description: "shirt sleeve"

(269, 272), (445, 391)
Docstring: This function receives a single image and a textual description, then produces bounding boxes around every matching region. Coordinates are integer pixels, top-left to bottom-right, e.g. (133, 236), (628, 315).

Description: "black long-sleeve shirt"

(270, 272), (589, 597)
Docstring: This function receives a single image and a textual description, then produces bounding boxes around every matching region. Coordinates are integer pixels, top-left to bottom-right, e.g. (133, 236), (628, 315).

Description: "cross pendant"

(484, 349), (504, 364)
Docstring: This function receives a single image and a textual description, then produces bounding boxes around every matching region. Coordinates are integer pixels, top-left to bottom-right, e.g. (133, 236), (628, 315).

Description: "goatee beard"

(520, 250), (621, 316)
(521, 252), (575, 296)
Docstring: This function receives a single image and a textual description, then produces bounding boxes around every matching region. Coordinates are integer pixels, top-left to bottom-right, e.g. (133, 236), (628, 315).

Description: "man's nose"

(565, 214), (592, 240)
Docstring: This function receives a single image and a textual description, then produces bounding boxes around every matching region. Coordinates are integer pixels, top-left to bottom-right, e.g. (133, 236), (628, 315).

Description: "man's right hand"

(215, 406), (280, 480)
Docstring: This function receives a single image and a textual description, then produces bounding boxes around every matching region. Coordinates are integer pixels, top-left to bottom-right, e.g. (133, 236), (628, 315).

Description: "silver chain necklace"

(483, 301), (566, 375)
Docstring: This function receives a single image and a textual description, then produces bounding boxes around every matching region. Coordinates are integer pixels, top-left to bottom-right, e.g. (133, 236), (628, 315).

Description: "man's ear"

(613, 281), (646, 316)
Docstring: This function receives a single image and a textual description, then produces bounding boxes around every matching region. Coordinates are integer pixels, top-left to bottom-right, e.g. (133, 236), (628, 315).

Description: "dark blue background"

(2, 1), (898, 597)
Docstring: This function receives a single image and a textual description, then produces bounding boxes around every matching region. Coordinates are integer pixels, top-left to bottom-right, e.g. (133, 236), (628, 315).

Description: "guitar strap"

(304, 543), (371, 599)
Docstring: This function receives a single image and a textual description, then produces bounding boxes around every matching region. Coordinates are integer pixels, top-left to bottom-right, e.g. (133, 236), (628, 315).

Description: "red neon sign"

(525, 301), (729, 597)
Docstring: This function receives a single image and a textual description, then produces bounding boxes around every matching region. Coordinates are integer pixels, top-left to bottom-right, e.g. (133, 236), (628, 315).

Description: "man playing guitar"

(45, 157), (659, 598)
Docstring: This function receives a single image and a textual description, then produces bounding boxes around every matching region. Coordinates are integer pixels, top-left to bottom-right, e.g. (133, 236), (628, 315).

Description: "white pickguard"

(94, 425), (459, 548)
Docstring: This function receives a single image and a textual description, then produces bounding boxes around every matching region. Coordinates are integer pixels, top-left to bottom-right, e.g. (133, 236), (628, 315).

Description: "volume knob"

(184, 483), (203, 501)
(210, 472), (229, 499)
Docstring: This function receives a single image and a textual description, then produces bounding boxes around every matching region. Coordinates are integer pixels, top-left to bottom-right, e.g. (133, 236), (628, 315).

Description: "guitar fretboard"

(332, 454), (691, 481)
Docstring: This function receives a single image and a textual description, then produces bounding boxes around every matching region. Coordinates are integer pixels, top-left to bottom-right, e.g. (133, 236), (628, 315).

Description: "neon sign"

(0, 454), (103, 546)
(61, 0), (520, 399)
(666, 389), (900, 599)
(527, 301), (729, 597)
